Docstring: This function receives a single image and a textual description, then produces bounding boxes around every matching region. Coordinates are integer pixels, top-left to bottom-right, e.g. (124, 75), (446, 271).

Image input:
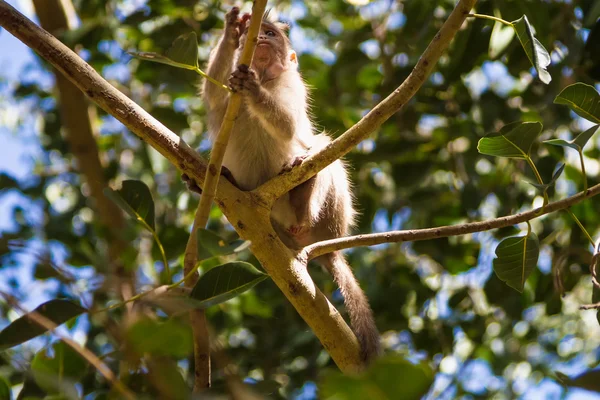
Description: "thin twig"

(182, 1), (268, 391)
(468, 13), (513, 26)
(580, 302), (600, 310)
(304, 183), (600, 260)
(566, 209), (595, 246)
(0, 293), (135, 400)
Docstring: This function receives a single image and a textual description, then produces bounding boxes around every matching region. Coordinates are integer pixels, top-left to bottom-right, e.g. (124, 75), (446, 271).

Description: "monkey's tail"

(320, 252), (381, 362)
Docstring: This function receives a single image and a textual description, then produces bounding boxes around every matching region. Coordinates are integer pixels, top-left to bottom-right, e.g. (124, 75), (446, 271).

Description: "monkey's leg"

(181, 166), (239, 195)
(280, 154), (315, 223)
(289, 177), (316, 223)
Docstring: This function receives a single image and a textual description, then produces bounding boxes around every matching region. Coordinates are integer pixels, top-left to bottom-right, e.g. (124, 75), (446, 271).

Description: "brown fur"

(202, 7), (381, 362)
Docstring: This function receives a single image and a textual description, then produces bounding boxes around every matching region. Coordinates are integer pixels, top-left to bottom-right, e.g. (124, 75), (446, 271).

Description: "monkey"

(198, 7), (381, 362)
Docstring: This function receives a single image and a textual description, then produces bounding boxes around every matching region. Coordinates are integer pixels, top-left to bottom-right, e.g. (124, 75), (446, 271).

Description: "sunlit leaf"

(197, 229), (251, 259)
(190, 262), (268, 308)
(126, 318), (193, 358)
(128, 32), (199, 71)
(556, 369), (600, 393)
(554, 83), (600, 124)
(0, 300), (86, 350)
(320, 356), (433, 400)
(104, 179), (155, 231)
(528, 163), (565, 192)
(493, 233), (540, 292)
(165, 32), (199, 68)
(489, 12), (515, 58)
(512, 16), (551, 83)
(32, 340), (87, 395)
(544, 125), (600, 151)
(477, 121), (543, 158)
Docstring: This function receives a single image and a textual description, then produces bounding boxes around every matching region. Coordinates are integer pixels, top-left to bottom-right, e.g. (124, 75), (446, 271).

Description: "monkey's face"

(240, 21), (293, 80)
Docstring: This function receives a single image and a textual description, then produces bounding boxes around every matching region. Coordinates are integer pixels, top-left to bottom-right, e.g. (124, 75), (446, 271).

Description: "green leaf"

(166, 32), (199, 68)
(528, 163), (565, 192)
(511, 16), (551, 83)
(126, 318), (193, 358)
(320, 356), (433, 400)
(104, 180), (155, 231)
(544, 125), (599, 152)
(554, 83), (600, 124)
(190, 262), (268, 308)
(197, 229), (251, 259)
(477, 121), (543, 159)
(31, 341), (87, 396)
(0, 300), (86, 350)
(489, 12), (515, 58)
(152, 225), (188, 262)
(493, 233), (540, 292)
(0, 376), (10, 400)
(128, 32), (199, 71)
(556, 369), (600, 393)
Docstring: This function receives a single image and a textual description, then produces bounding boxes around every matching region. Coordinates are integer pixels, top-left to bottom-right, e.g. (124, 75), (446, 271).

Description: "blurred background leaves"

(0, 0), (600, 398)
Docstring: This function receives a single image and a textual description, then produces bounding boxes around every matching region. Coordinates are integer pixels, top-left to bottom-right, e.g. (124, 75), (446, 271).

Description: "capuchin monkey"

(197, 7), (381, 362)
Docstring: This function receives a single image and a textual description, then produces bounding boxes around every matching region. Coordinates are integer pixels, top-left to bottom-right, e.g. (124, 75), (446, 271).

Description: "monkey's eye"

(265, 30), (276, 37)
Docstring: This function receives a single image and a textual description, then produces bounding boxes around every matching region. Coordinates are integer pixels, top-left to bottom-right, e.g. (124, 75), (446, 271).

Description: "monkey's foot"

(279, 154), (308, 175)
(182, 173), (202, 194)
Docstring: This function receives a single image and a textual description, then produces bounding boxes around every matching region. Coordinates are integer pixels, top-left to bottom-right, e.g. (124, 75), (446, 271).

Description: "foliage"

(1, 0), (600, 399)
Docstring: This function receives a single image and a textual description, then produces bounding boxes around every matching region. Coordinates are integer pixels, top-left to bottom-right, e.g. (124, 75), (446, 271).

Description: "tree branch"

(0, 0), (219, 197)
(304, 184), (600, 260)
(1, 293), (135, 400)
(183, 2), (268, 391)
(255, 0), (477, 202)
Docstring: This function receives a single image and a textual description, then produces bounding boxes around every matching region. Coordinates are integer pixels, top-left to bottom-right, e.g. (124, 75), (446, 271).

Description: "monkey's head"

(240, 19), (297, 82)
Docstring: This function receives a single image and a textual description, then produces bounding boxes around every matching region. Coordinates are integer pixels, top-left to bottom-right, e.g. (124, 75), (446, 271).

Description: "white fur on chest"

(221, 110), (306, 190)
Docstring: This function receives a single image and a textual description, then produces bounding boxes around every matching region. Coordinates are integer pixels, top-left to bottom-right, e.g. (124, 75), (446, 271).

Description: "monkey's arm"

(202, 8), (244, 109)
(229, 66), (298, 140)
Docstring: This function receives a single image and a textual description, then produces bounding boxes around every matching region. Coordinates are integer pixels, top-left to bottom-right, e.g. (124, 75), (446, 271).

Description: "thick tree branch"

(256, 0), (477, 202)
(0, 0), (361, 372)
(304, 184), (600, 259)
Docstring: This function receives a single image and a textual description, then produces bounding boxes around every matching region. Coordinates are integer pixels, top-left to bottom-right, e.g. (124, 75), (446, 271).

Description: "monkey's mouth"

(257, 40), (271, 47)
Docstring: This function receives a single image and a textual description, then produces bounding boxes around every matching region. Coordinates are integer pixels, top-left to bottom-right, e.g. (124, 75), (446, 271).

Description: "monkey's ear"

(289, 50), (298, 65)
(275, 22), (290, 33)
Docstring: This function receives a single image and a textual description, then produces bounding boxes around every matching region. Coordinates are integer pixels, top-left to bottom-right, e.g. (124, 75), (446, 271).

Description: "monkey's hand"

(229, 65), (261, 97)
(224, 7), (250, 47)
(181, 167), (239, 195)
